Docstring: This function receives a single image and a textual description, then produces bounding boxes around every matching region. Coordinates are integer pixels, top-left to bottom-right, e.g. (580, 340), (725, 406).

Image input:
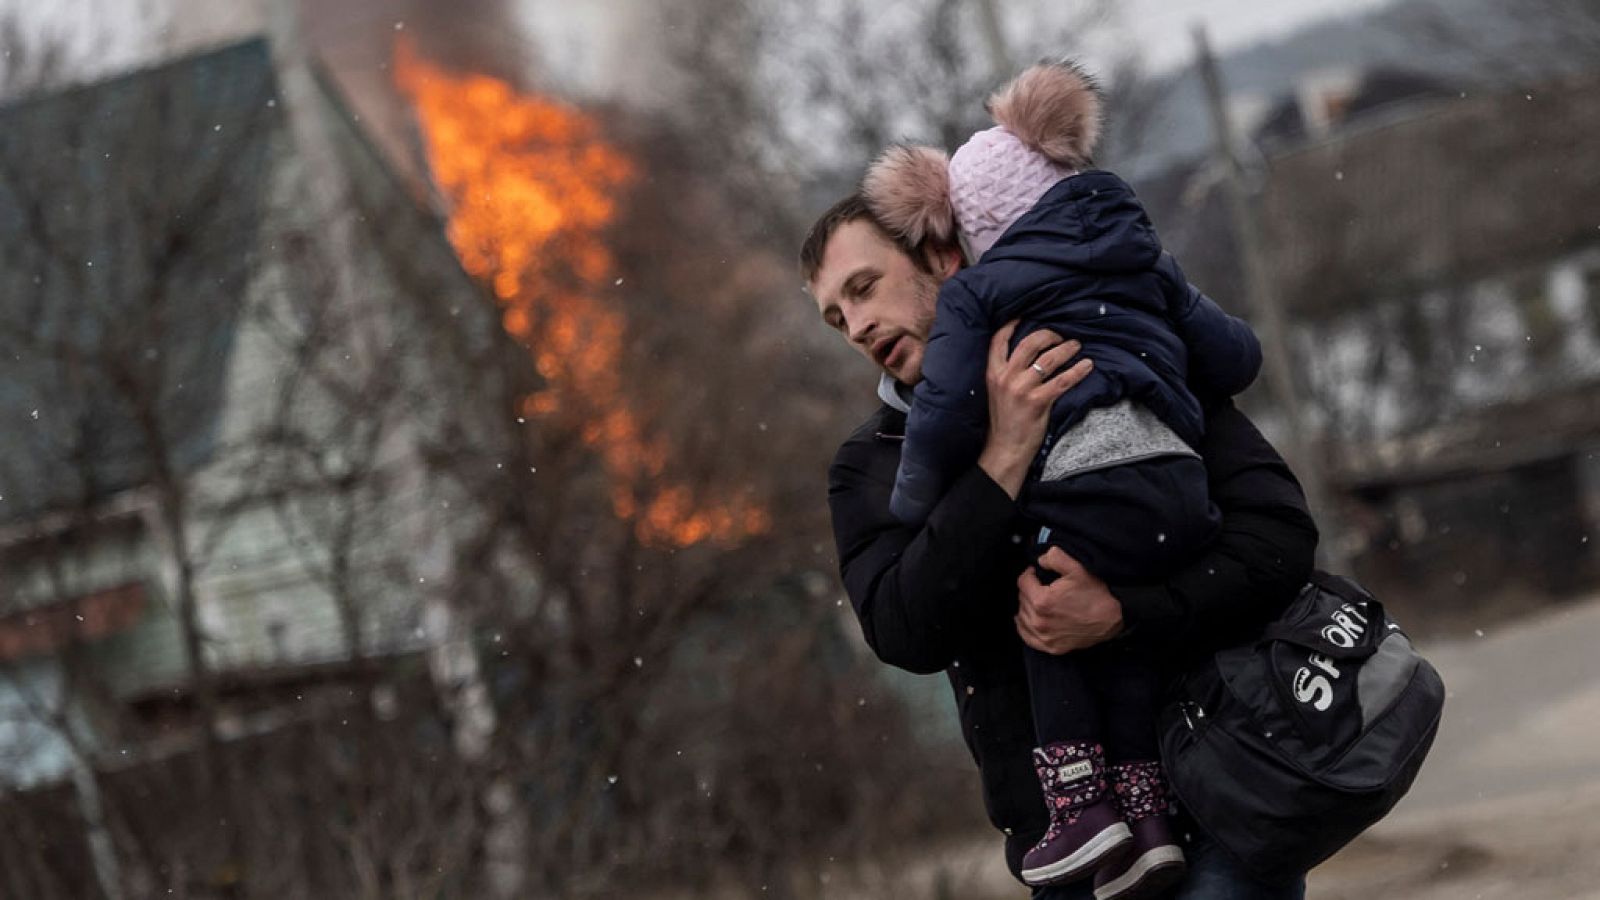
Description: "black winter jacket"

(828, 399), (1317, 880)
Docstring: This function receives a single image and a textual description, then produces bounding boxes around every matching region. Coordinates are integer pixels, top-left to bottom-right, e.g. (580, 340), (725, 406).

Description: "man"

(804, 193), (1317, 899)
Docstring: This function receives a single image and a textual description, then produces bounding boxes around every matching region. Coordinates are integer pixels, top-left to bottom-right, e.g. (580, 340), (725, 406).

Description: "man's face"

(808, 218), (952, 385)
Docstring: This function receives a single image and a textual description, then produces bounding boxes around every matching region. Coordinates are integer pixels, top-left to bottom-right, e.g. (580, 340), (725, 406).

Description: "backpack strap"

(1259, 573), (1387, 660)
(1310, 571), (1376, 606)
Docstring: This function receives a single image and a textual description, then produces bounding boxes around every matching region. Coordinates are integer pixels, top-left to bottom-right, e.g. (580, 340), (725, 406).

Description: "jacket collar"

(876, 372), (914, 414)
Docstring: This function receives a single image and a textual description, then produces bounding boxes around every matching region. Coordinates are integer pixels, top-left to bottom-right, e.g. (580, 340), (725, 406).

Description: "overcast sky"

(11, 0), (1404, 62)
(1105, 0), (1401, 72)
(2, 0), (1407, 98)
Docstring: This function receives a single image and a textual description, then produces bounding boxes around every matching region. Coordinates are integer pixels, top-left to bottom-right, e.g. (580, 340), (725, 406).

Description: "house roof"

(1138, 72), (1600, 322)
(0, 39), (282, 525)
(1259, 73), (1600, 319)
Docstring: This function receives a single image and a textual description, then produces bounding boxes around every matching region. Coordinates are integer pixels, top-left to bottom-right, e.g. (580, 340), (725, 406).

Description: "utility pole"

(974, 0), (1013, 82)
(1192, 24), (1348, 572)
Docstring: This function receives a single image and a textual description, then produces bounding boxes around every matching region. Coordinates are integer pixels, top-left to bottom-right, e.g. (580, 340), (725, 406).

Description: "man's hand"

(1015, 547), (1125, 654)
(977, 322), (1093, 498)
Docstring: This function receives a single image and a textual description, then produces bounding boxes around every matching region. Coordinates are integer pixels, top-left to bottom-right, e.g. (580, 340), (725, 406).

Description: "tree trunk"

(71, 757), (124, 900)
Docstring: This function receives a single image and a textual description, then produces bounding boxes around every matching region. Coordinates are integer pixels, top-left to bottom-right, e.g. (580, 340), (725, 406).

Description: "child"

(862, 62), (1262, 897)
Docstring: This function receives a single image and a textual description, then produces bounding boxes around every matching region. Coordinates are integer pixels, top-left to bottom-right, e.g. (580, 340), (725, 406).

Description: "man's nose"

(848, 316), (875, 347)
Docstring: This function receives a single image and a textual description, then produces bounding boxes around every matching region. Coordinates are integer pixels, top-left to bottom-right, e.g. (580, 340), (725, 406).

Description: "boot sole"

(1093, 845), (1187, 900)
(1021, 821), (1133, 886)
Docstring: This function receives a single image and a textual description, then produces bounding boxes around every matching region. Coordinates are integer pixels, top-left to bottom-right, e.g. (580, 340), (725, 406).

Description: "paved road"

(758, 598), (1600, 899)
(1400, 593), (1600, 815)
(1310, 594), (1600, 899)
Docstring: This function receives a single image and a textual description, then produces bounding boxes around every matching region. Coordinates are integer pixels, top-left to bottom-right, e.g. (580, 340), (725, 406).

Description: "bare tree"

(379, 33), (995, 893)
(1393, 0), (1600, 83)
(0, 32), (329, 894)
(0, 1), (173, 103)
(0, 15), (1008, 899)
(0, 7), (68, 100)
(664, 0), (1130, 238)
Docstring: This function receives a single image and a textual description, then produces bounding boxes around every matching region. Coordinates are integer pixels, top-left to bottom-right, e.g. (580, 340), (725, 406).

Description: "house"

(1140, 70), (1600, 621)
(0, 36), (514, 791)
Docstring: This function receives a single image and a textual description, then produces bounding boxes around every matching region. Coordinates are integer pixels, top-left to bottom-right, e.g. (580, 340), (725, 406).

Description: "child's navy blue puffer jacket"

(890, 170), (1262, 526)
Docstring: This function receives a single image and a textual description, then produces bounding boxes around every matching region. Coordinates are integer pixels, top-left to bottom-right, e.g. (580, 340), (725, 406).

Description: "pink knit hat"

(862, 61), (1104, 262)
(948, 127), (1076, 261)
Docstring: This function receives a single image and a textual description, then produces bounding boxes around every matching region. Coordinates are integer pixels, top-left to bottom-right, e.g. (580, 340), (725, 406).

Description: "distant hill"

(1121, 0), (1597, 175)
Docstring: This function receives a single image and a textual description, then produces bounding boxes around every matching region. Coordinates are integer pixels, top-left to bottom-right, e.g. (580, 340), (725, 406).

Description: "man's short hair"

(798, 192), (937, 285)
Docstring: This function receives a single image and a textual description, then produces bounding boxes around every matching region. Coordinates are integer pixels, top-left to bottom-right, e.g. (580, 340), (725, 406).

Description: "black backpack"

(1158, 572), (1445, 885)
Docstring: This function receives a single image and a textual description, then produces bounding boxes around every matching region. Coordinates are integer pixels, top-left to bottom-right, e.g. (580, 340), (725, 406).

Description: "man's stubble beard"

(911, 267), (941, 342)
(908, 262), (940, 381)
(897, 267), (943, 385)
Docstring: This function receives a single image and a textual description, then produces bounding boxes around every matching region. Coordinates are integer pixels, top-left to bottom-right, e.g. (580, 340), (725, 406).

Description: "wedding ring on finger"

(1030, 362), (1048, 379)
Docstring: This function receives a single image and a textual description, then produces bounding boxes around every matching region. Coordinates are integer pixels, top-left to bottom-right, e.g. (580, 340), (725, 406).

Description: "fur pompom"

(862, 144), (956, 246)
(988, 61), (1103, 169)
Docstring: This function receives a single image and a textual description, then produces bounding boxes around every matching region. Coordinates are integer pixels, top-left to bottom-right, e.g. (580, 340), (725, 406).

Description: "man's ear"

(922, 241), (963, 279)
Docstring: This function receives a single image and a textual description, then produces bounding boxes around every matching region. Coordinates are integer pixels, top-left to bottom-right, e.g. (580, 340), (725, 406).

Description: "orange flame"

(395, 39), (769, 547)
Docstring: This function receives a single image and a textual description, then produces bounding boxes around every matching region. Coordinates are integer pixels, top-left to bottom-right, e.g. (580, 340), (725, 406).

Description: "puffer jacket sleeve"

(1158, 253), (1262, 401)
(891, 277), (994, 524)
(830, 427), (1023, 674)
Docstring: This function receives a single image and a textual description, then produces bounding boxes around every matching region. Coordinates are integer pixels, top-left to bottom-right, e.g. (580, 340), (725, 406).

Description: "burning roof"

(394, 39), (770, 548)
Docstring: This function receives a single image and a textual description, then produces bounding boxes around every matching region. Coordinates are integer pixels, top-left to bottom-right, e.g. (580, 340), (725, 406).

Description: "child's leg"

(1024, 645), (1100, 746)
(1080, 642), (1187, 899)
(1078, 640), (1161, 763)
(1020, 647), (1132, 887)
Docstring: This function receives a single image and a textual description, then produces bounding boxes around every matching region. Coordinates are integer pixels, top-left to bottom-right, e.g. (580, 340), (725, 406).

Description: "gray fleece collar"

(876, 373), (914, 414)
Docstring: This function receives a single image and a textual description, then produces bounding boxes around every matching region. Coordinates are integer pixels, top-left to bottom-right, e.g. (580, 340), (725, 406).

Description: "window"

(1585, 264), (1600, 340)
(1515, 271), (1560, 361)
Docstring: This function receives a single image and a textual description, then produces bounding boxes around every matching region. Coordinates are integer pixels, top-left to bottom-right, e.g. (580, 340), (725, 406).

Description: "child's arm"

(891, 279), (993, 525)
(1159, 253), (1262, 401)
